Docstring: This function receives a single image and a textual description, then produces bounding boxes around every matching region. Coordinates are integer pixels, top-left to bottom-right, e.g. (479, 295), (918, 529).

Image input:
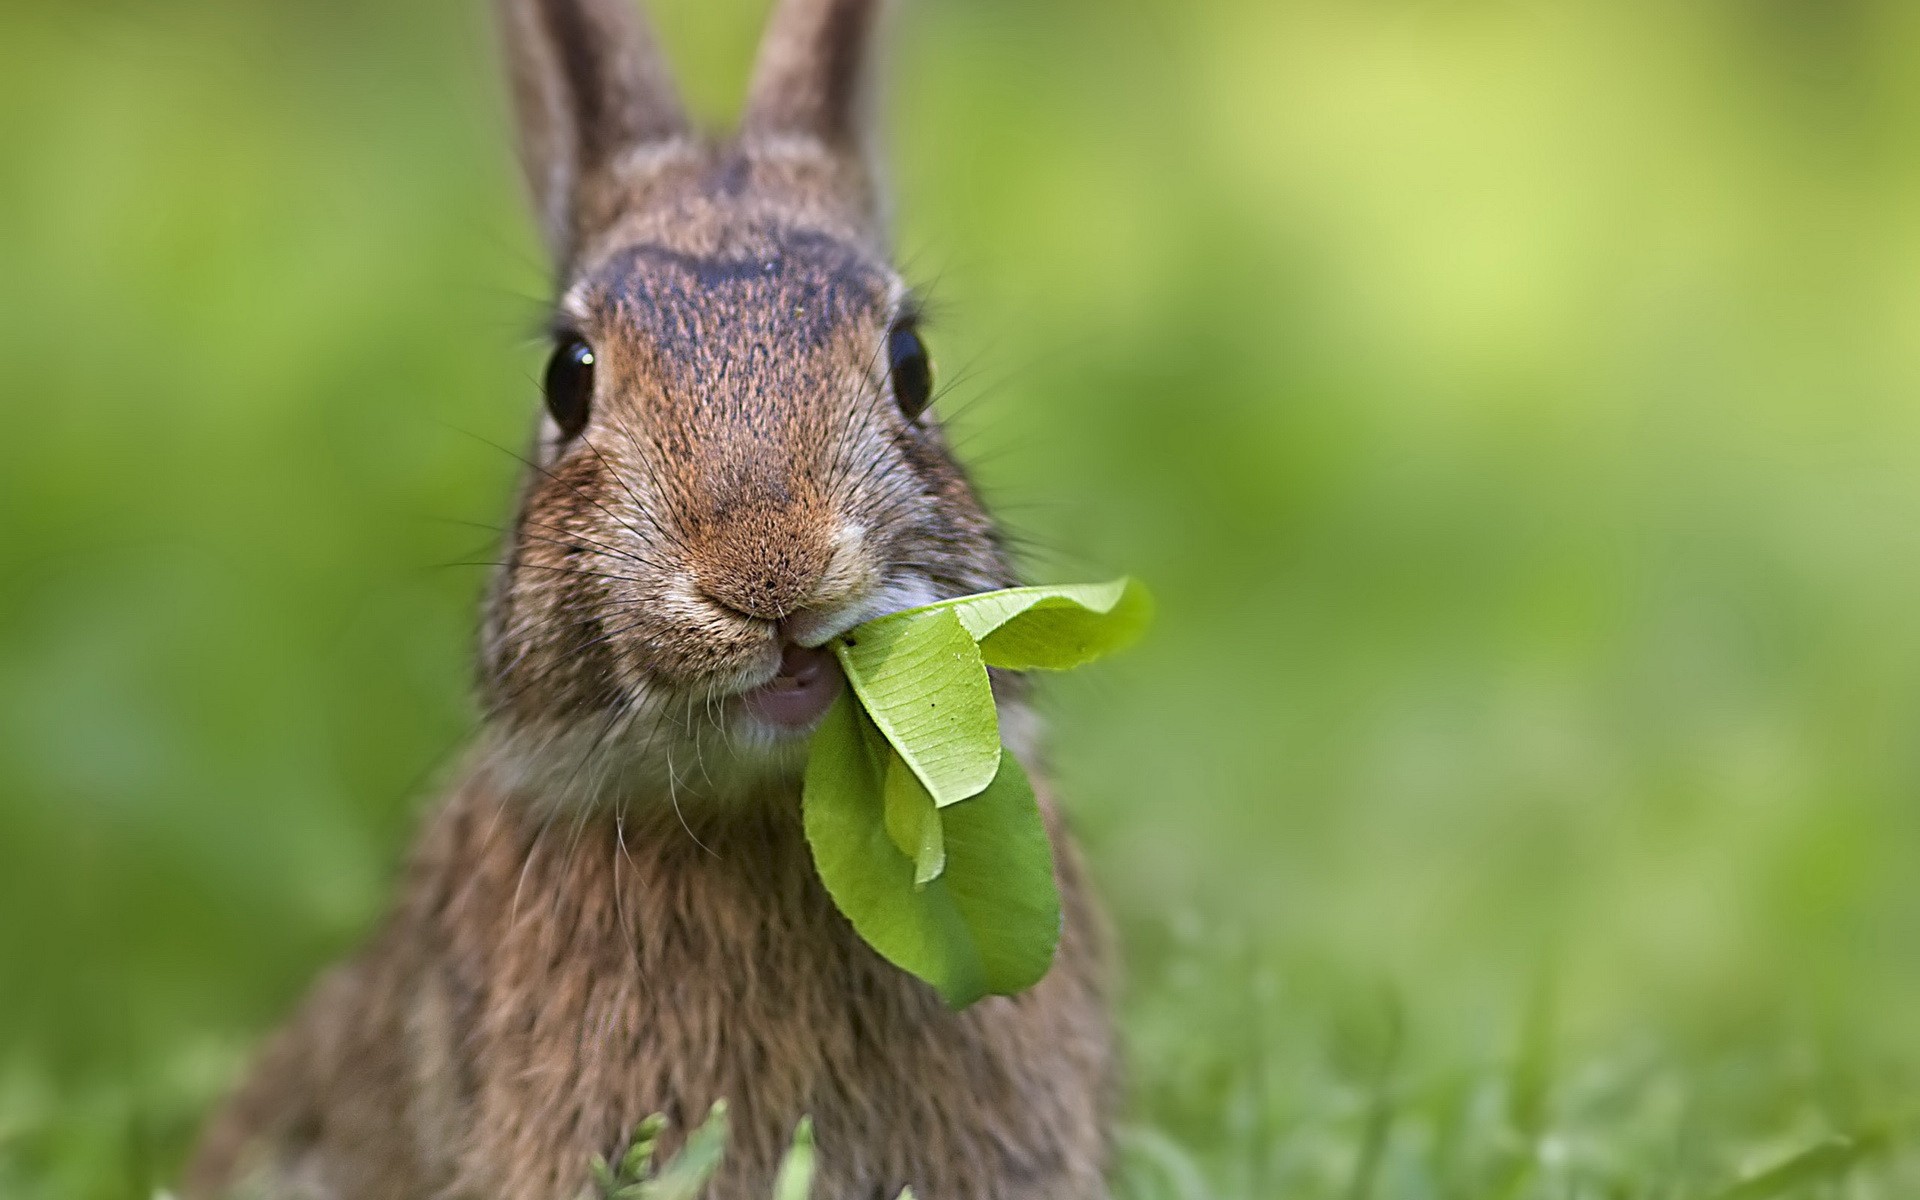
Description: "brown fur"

(184, 2), (1116, 1196)
(185, 774), (1112, 1200)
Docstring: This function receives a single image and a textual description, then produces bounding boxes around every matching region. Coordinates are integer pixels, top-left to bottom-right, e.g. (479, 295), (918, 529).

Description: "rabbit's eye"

(544, 337), (595, 440)
(888, 323), (933, 421)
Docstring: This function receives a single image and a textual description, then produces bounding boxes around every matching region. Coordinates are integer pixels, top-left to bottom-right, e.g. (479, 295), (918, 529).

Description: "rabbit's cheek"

(640, 575), (777, 665)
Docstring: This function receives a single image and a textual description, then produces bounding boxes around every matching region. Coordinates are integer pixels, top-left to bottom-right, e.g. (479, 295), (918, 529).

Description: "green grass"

(4, 969), (1916, 1199)
(5, 0), (1920, 1196)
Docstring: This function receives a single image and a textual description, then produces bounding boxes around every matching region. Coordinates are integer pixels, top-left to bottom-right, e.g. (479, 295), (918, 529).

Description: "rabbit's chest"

(409, 787), (1105, 1199)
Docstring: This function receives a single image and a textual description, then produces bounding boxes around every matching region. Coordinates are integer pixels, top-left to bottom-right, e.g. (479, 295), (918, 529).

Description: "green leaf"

(773, 1117), (816, 1200)
(898, 578), (1152, 671)
(803, 695), (985, 1004)
(640, 1101), (728, 1200)
(803, 576), (1144, 1007)
(803, 695), (1061, 1006)
(618, 1114), (665, 1183)
(883, 751), (945, 888)
(937, 750), (1061, 995)
(589, 1153), (616, 1197)
(832, 607), (1000, 807)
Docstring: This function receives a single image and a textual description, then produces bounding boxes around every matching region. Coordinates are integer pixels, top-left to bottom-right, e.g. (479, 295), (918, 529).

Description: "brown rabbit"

(182, 1), (1116, 1197)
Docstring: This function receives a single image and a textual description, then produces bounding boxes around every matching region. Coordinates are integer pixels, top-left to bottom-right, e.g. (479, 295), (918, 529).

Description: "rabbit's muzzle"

(686, 494), (836, 622)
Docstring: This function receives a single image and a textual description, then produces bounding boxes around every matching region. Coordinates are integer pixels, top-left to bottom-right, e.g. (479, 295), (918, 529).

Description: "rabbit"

(181, 1), (1117, 1197)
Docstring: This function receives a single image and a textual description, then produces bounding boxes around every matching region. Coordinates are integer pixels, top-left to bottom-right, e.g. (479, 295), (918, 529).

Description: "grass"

(3, 959), (1915, 1199)
(1115, 948), (1919, 1199)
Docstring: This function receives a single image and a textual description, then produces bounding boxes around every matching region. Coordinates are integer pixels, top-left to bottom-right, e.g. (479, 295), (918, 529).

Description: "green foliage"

(770, 1117), (814, 1200)
(584, 1113), (924, 1200)
(832, 607), (1001, 808)
(582, 1104), (726, 1200)
(1707, 1134), (1890, 1200)
(920, 579), (1154, 671)
(803, 580), (1145, 1005)
(882, 752), (945, 888)
(803, 694), (1060, 1008)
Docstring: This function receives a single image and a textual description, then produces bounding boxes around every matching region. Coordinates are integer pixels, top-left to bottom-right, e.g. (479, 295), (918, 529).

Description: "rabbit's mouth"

(716, 575), (946, 742)
(737, 642), (844, 732)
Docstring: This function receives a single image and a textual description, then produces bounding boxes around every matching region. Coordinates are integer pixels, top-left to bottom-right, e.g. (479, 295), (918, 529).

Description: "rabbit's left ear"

(498, 0), (689, 266)
(741, 0), (894, 232)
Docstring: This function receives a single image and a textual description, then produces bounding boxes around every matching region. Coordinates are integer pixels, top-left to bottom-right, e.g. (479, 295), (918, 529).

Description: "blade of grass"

(773, 1117), (815, 1200)
(1704, 1131), (1886, 1200)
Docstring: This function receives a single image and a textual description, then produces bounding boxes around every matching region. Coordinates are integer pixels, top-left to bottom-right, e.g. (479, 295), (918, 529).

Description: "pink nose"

(740, 643), (844, 729)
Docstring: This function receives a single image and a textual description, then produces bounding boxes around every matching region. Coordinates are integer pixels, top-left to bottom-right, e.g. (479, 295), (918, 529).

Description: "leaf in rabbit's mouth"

(800, 578), (1151, 1008)
(740, 644), (844, 730)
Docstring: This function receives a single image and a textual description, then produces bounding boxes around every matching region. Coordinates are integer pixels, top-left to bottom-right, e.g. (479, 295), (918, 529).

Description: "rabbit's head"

(479, 0), (1014, 805)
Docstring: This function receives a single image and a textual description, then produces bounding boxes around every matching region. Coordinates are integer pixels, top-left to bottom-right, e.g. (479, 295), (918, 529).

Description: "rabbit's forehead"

(576, 228), (897, 360)
(560, 226), (907, 510)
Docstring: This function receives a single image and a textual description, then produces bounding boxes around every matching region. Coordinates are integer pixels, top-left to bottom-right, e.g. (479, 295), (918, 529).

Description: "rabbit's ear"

(498, 0), (688, 264)
(741, 0), (892, 222)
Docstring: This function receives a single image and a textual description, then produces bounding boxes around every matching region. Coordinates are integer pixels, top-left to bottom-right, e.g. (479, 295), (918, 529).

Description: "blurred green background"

(4, 0), (1920, 1196)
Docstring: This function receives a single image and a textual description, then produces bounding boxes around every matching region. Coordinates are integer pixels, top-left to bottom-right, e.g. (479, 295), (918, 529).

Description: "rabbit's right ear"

(497, 0), (688, 266)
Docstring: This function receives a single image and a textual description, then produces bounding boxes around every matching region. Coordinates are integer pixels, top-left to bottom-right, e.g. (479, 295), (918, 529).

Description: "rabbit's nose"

(689, 506), (834, 622)
(701, 569), (816, 622)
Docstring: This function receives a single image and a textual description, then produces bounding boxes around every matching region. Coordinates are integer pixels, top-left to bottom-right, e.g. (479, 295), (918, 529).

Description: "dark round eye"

(543, 336), (595, 440)
(887, 322), (933, 420)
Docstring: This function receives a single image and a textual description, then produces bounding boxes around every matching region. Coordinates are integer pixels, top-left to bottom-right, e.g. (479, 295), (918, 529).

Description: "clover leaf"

(801, 578), (1149, 1007)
